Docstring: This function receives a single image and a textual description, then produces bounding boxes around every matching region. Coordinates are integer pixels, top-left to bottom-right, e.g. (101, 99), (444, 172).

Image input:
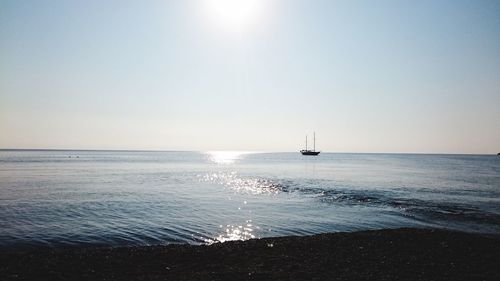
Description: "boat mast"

(305, 135), (308, 151)
(314, 132), (316, 152)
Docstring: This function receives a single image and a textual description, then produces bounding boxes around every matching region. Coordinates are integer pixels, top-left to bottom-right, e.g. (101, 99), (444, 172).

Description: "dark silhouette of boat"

(300, 132), (320, 156)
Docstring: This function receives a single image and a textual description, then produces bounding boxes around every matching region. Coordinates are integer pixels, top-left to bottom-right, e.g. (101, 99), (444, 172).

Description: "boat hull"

(300, 150), (320, 156)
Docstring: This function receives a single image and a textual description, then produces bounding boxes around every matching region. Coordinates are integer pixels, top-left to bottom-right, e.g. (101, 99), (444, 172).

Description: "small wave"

(290, 186), (500, 228)
(205, 220), (257, 244)
(236, 177), (500, 229)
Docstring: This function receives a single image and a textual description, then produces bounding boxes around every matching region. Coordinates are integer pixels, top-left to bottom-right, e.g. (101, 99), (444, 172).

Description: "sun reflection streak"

(206, 151), (254, 164)
(205, 220), (259, 244)
(199, 171), (282, 195)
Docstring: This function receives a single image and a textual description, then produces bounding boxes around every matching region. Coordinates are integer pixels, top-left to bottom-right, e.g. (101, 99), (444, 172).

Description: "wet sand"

(1, 228), (499, 281)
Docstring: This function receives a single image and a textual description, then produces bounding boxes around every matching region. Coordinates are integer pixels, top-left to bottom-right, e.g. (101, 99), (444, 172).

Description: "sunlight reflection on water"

(199, 172), (281, 195)
(205, 220), (258, 244)
(206, 151), (256, 164)
(202, 151), (275, 243)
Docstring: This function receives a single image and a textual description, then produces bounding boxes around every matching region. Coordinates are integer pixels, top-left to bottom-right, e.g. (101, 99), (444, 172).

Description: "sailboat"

(300, 132), (320, 156)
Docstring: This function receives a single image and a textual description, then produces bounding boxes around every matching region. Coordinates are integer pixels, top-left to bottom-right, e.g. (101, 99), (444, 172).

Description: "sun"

(202, 0), (263, 31)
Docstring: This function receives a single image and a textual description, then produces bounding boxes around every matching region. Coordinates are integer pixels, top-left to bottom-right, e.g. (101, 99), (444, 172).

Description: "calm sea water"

(0, 150), (499, 248)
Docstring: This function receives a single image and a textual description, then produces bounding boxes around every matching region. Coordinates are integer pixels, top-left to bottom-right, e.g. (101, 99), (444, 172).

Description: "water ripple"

(199, 172), (283, 194)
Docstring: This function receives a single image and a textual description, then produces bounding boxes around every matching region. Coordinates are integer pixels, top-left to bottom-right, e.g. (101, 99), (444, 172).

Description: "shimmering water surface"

(0, 150), (499, 247)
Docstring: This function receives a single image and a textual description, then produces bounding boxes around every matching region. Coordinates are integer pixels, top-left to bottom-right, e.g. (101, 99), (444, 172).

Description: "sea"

(0, 150), (499, 248)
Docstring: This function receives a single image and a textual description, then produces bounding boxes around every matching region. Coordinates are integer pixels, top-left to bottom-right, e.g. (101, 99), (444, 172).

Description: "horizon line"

(0, 148), (497, 156)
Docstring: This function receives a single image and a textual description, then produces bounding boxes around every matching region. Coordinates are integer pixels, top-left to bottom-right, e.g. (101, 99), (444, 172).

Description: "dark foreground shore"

(1, 228), (499, 281)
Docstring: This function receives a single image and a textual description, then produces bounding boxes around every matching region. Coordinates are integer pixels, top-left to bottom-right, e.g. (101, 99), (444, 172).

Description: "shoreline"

(1, 228), (499, 280)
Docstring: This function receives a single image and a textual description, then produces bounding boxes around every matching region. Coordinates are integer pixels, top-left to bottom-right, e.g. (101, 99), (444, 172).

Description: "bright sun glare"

(203, 0), (263, 31)
(207, 151), (254, 164)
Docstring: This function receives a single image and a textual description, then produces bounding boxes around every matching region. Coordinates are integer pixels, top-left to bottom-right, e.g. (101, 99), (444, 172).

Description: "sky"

(1, 0), (499, 153)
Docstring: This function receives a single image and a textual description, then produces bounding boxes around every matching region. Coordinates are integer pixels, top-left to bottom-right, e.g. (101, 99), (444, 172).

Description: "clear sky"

(1, 0), (499, 153)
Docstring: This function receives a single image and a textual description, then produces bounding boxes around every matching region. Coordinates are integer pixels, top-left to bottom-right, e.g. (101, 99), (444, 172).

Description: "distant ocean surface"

(1, 150), (499, 248)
